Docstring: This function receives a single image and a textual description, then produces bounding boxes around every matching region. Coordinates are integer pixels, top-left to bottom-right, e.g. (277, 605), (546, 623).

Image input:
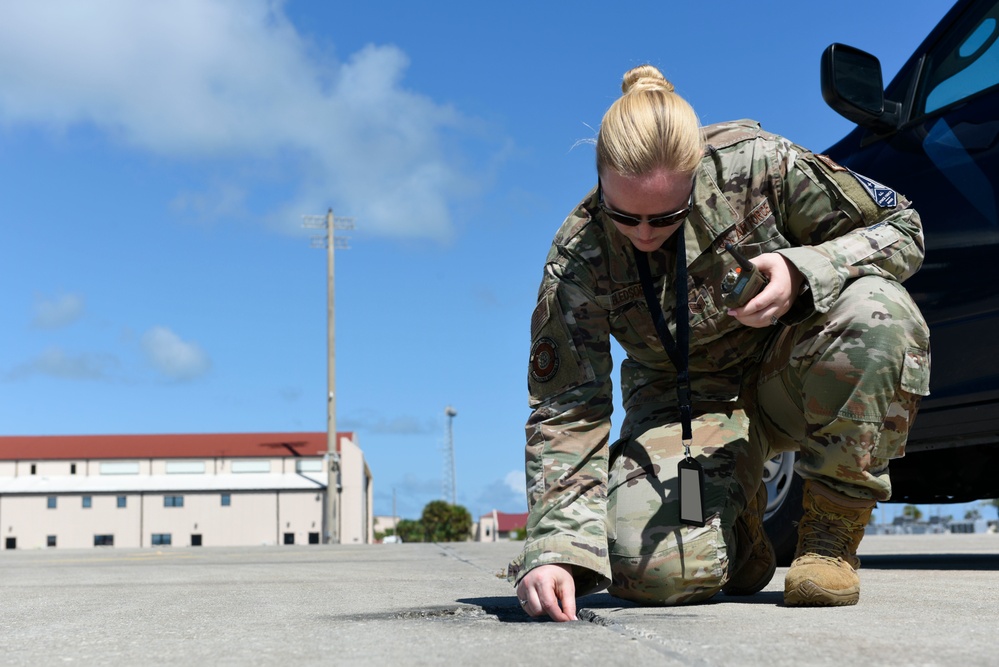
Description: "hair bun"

(621, 65), (675, 95)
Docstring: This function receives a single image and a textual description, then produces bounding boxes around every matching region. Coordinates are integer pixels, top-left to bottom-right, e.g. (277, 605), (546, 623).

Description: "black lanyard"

(631, 228), (693, 451)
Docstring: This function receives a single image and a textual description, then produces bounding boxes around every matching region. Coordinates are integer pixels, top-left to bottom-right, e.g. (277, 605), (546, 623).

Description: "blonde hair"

(596, 65), (703, 177)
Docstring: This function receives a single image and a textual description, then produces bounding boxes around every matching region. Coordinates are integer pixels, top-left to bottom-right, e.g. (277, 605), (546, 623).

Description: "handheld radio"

(720, 243), (769, 308)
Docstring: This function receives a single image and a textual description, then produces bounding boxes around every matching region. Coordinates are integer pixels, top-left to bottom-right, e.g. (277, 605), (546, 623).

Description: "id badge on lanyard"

(632, 229), (705, 527)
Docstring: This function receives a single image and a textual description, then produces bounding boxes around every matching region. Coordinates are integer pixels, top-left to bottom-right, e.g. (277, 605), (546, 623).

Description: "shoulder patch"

(848, 171), (898, 209)
(810, 153), (895, 220)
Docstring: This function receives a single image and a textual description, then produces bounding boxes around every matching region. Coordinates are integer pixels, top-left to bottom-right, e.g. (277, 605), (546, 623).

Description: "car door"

(832, 1), (999, 415)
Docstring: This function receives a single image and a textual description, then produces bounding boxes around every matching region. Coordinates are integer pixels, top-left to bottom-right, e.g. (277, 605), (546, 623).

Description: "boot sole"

(784, 580), (859, 607)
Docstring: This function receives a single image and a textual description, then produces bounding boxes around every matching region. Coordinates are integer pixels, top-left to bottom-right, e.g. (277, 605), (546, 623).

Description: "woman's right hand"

(516, 563), (578, 622)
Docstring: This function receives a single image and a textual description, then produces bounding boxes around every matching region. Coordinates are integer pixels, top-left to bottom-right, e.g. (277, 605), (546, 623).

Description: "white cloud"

(504, 470), (526, 498)
(32, 292), (85, 329)
(0, 0), (483, 242)
(141, 326), (211, 381)
(5, 346), (117, 381)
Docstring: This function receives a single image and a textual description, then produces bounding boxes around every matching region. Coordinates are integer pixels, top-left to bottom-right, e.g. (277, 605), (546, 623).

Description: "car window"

(922, 3), (999, 114)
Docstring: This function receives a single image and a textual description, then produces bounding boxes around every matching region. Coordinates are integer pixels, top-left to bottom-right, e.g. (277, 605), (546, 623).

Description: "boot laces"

(799, 503), (865, 559)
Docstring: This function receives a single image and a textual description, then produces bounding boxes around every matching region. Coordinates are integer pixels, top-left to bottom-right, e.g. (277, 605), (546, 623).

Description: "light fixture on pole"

(302, 208), (354, 544)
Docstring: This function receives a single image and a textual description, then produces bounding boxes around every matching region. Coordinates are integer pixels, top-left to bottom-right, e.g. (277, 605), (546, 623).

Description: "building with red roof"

(476, 509), (528, 542)
(0, 432), (372, 550)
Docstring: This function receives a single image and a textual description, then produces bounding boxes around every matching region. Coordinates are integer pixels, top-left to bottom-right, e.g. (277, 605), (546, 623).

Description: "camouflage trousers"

(607, 275), (930, 605)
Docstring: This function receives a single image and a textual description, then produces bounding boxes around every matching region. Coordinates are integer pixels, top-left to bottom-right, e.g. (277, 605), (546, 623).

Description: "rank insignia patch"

(850, 171), (897, 208)
(530, 337), (560, 383)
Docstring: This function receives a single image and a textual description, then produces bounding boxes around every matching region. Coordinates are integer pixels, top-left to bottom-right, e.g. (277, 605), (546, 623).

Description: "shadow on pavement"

(458, 589), (793, 622)
(860, 553), (999, 570)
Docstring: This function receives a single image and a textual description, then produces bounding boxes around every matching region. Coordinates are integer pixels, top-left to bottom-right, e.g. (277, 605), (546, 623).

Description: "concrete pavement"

(1, 534), (997, 666)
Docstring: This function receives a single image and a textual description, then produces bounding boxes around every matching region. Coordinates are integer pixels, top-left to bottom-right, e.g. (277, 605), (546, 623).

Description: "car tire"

(761, 451), (804, 567)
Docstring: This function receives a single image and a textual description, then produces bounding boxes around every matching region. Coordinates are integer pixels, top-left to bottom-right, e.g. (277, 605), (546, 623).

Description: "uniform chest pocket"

(609, 301), (667, 364)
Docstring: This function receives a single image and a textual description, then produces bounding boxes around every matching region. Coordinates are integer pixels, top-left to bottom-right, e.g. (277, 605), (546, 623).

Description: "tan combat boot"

(722, 481), (776, 596)
(784, 480), (875, 607)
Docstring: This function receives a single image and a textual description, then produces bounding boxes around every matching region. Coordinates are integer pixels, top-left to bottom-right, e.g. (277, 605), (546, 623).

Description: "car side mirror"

(821, 43), (900, 132)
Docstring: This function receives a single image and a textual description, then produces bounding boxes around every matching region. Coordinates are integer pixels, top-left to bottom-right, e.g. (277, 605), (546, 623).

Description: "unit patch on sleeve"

(530, 337), (560, 383)
(527, 287), (594, 405)
(848, 171), (897, 208)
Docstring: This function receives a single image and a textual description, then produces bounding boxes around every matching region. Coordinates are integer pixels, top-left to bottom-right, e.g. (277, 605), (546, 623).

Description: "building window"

(221, 493), (231, 506)
(308, 532), (320, 545)
(99, 461), (139, 475)
(296, 459), (323, 473)
(283, 533), (295, 545)
(47, 496), (57, 509)
(232, 460), (271, 473)
(82, 496), (92, 509)
(30, 464), (37, 475)
(47, 535), (57, 548)
(5, 538), (16, 550)
(94, 535), (114, 547)
(166, 461), (206, 474)
(117, 496), (127, 508)
(164, 495), (184, 508)
(151, 533), (172, 546)
(70, 463), (77, 475)
(191, 534), (203, 547)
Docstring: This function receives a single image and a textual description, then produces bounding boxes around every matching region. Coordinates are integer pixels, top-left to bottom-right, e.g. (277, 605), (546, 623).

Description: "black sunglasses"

(597, 177), (695, 228)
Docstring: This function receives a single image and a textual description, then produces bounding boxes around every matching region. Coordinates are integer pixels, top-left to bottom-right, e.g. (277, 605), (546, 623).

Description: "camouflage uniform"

(510, 120), (931, 604)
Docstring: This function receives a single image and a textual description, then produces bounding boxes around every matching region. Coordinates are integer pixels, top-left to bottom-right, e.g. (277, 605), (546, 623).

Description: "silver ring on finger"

(770, 315), (779, 326)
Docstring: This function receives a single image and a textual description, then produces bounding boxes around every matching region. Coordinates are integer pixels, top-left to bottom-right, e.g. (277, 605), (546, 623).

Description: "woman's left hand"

(726, 253), (805, 328)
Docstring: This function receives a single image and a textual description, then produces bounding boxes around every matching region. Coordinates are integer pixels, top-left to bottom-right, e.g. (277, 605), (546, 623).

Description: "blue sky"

(1, 0), (992, 524)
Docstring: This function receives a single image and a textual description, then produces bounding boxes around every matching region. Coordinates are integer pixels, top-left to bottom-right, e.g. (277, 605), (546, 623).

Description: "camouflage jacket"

(515, 119), (924, 589)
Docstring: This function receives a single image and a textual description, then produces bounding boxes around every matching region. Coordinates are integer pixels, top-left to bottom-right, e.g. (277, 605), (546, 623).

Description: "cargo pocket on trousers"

(875, 347), (931, 460)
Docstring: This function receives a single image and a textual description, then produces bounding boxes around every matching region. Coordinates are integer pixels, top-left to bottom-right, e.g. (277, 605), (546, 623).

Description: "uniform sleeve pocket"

(528, 288), (596, 405)
(836, 224), (901, 266)
(900, 347), (931, 396)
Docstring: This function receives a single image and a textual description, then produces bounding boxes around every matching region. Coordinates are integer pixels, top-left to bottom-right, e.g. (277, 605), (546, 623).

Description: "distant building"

(948, 518), (990, 534)
(867, 512), (999, 535)
(477, 510), (527, 542)
(0, 432), (372, 549)
(373, 514), (400, 540)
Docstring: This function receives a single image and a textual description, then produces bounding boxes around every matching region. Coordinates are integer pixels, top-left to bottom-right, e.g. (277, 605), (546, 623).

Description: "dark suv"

(764, 0), (999, 562)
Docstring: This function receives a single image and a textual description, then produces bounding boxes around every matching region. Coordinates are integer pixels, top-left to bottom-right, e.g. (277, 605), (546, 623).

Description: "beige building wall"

(477, 512), (497, 542)
(339, 435), (371, 544)
(2, 493), (142, 549)
(1, 434), (372, 550)
(202, 491), (276, 546)
(277, 491), (324, 545)
(145, 491), (271, 548)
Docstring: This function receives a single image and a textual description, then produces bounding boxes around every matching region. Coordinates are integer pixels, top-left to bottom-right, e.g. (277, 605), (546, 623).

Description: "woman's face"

(599, 169), (694, 252)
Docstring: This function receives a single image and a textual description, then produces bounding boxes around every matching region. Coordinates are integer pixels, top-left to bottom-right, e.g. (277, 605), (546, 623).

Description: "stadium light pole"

(303, 208), (354, 544)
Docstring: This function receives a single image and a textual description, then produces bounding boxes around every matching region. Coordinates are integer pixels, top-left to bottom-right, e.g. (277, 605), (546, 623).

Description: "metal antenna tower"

(302, 208), (355, 544)
(443, 406), (457, 505)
